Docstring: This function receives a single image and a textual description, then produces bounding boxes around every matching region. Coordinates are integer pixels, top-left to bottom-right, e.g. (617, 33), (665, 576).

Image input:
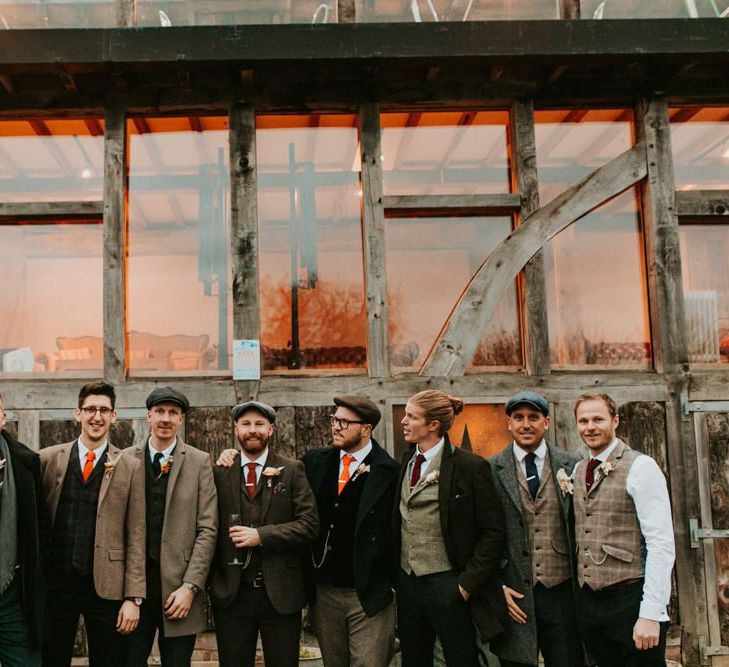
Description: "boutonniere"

(104, 455), (121, 480)
(350, 463), (371, 483)
(597, 461), (616, 478)
(158, 455), (174, 479)
(423, 469), (439, 486)
(556, 468), (574, 497)
(0, 457), (5, 473)
(262, 466), (284, 488)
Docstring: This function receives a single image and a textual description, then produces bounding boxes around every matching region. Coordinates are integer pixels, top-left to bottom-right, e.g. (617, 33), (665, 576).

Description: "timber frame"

(3, 18), (729, 666)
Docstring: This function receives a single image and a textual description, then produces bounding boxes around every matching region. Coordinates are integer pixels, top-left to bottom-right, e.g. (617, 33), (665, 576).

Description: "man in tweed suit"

(40, 382), (145, 667)
(489, 391), (583, 667)
(573, 392), (675, 667)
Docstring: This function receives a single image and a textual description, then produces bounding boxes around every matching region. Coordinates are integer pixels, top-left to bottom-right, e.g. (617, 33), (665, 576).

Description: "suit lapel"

(438, 439), (454, 539)
(257, 449), (276, 521)
(226, 461), (242, 518)
(49, 442), (74, 524)
(355, 445), (389, 533)
(311, 448), (338, 499)
(163, 439), (186, 526)
(494, 445), (524, 517)
(548, 445), (573, 520)
(97, 444), (118, 509)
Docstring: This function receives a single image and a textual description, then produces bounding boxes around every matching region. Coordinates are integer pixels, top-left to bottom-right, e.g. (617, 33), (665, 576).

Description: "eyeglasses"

(80, 406), (113, 417)
(328, 416), (365, 430)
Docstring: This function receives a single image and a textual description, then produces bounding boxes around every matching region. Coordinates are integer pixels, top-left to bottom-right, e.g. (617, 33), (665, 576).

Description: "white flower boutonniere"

(262, 466), (285, 488)
(556, 468), (574, 497)
(423, 469), (439, 486)
(104, 455), (121, 480)
(597, 461), (616, 478)
(158, 455), (174, 479)
(0, 457), (5, 473)
(350, 463), (371, 483)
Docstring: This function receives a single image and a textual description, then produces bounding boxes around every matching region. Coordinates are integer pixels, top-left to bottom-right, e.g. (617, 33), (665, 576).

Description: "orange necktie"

(338, 455), (356, 495)
(82, 450), (96, 483)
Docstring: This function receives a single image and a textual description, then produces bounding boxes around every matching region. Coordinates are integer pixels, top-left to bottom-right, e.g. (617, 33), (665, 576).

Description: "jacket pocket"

(108, 548), (125, 561)
(601, 544), (634, 563)
(183, 548), (192, 562)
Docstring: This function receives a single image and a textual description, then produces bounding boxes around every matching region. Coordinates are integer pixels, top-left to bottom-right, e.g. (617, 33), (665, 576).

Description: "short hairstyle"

(78, 381), (116, 409)
(573, 392), (617, 418)
(409, 390), (463, 436)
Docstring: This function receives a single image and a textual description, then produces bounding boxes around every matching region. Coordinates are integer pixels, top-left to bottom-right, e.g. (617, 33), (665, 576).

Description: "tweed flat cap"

(505, 391), (549, 416)
(232, 401), (277, 423)
(333, 395), (381, 427)
(145, 387), (190, 413)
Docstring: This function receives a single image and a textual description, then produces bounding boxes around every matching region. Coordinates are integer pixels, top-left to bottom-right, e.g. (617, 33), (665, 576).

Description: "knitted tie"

(585, 458), (601, 492)
(152, 452), (164, 477)
(338, 455), (356, 495)
(524, 452), (539, 500)
(82, 450), (95, 483)
(246, 462), (258, 498)
(409, 453), (426, 488)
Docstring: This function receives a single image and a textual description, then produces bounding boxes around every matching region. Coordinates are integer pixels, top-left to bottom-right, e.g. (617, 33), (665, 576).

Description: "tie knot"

(415, 453), (426, 465)
(247, 462), (258, 472)
(524, 452), (537, 465)
(154, 452), (164, 463)
(86, 451), (96, 462)
(343, 455), (356, 467)
(587, 458), (601, 472)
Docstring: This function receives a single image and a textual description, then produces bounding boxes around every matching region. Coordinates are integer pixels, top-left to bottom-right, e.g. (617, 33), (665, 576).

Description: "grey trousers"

(309, 583), (395, 667)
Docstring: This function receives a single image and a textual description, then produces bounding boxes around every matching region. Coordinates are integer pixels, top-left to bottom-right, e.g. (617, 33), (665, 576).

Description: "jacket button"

(370, 536), (376, 542)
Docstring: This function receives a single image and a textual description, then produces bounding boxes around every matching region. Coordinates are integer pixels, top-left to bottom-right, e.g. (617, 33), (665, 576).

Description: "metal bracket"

(700, 636), (729, 664)
(690, 518), (729, 549)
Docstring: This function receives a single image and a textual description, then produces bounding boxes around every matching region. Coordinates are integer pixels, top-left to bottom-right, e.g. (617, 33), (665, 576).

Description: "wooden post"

(359, 103), (390, 378)
(117, 0), (134, 27)
(635, 97), (704, 666)
(559, 0), (581, 19)
(229, 102), (261, 402)
(103, 104), (127, 384)
(510, 100), (550, 376)
(337, 0), (355, 22)
(18, 409), (40, 451)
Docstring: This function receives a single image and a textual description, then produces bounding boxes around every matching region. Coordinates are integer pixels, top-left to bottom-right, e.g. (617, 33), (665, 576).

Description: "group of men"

(0, 382), (674, 667)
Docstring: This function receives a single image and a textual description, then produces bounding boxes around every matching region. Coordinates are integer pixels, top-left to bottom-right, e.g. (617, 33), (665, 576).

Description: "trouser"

(0, 577), (42, 667)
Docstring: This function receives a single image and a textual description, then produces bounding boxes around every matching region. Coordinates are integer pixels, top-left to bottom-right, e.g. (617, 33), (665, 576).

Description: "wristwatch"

(127, 597), (143, 607)
(184, 582), (200, 595)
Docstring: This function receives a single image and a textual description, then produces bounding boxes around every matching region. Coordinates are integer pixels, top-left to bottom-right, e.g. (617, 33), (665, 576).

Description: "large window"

(356, 0), (556, 21)
(671, 107), (729, 191)
(256, 115), (367, 372)
(127, 117), (232, 374)
(535, 109), (651, 369)
(581, 0), (728, 18)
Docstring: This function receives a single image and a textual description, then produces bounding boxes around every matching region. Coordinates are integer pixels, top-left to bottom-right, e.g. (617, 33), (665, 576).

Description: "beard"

(238, 432), (270, 455)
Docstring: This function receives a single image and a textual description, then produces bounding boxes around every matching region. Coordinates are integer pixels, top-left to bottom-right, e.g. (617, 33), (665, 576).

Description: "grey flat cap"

(333, 395), (381, 427)
(232, 401), (277, 423)
(146, 387), (190, 413)
(505, 391), (549, 416)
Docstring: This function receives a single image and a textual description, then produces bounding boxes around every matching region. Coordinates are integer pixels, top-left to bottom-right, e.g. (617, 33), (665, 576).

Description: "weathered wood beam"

(510, 100), (550, 375)
(337, 0), (355, 22)
(383, 194), (520, 216)
(85, 119), (104, 136)
(676, 189), (729, 218)
(0, 75), (15, 95)
(559, 0), (580, 19)
(359, 103), (390, 378)
(188, 116), (203, 132)
(230, 102), (261, 403)
(0, 200), (103, 219)
(421, 140), (648, 376)
(102, 104), (128, 383)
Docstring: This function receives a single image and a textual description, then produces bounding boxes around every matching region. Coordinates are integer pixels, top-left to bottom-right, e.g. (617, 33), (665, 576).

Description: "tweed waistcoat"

(399, 449), (451, 576)
(516, 454), (571, 588)
(239, 475), (264, 583)
(145, 451), (170, 564)
(574, 440), (644, 590)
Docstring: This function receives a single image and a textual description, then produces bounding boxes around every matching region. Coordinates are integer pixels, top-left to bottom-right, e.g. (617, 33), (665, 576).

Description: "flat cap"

(505, 391), (549, 416)
(232, 401), (277, 424)
(333, 395), (381, 427)
(146, 386), (190, 413)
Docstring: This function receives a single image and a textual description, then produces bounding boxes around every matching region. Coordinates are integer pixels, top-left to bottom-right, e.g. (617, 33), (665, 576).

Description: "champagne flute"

(228, 513), (243, 565)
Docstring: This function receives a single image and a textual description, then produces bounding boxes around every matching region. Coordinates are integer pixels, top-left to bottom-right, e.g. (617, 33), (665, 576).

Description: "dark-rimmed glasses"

(328, 416), (365, 430)
(80, 406), (113, 417)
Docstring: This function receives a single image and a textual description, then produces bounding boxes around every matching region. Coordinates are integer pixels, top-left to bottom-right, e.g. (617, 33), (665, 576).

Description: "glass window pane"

(127, 116), (231, 374)
(0, 220), (103, 375)
(671, 107), (729, 190)
(0, 1), (116, 28)
(535, 109), (651, 368)
(257, 114), (367, 372)
(357, 0), (556, 21)
(392, 403), (511, 461)
(680, 224), (729, 364)
(381, 112), (510, 196)
(385, 216), (521, 370)
(0, 119), (104, 202)
(581, 0), (725, 17)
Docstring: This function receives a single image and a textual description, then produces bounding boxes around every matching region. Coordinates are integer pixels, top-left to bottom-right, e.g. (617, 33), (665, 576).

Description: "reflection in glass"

(680, 224), (729, 364)
(0, 221), (103, 374)
(0, 1), (116, 28)
(581, 0), (726, 18)
(385, 216), (521, 370)
(257, 115), (367, 371)
(535, 109), (651, 368)
(357, 0), (556, 21)
(670, 107), (729, 190)
(127, 117), (232, 373)
(392, 403), (511, 461)
(381, 112), (510, 196)
(0, 120), (104, 202)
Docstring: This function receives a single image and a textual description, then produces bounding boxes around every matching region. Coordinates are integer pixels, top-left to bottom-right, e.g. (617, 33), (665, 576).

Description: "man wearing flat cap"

(302, 395), (399, 667)
(124, 386), (218, 667)
(488, 391), (582, 667)
(212, 401), (318, 667)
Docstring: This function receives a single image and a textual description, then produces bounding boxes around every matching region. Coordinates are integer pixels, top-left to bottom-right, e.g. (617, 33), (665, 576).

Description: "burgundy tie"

(410, 453), (426, 488)
(246, 462), (257, 498)
(585, 458), (601, 492)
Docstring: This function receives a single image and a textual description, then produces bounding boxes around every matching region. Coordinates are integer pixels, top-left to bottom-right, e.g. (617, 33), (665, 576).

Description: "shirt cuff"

(638, 600), (669, 622)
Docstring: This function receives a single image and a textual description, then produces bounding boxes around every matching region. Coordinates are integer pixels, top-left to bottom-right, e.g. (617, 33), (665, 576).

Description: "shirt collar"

(591, 438), (619, 463)
(78, 435), (107, 460)
(241, 447), (269, 469)
(148, 438), (176, 463)
(416, 437), (444, 461)
(512, 439), (547, 462)
(340, 440), (372, 466)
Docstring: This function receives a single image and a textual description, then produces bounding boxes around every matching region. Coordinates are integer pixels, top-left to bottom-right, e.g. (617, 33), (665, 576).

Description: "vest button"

(334, 503), (339, 508)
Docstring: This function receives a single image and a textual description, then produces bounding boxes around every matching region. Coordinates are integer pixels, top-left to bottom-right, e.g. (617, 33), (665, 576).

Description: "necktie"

(82, 450), (95, 483)
(586, 458), (601, 492)
(338, 455), (356, 495)
(524, 452), (539, 500)
(246, 462), (258, 498)
(410, 453), (426, 488)
(152, 452), (164, 477)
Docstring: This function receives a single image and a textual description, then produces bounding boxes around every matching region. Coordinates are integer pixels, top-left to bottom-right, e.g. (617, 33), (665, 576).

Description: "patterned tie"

(585, 458), (601, 492)
(152, 452), (164, 477)
(409, 453), (426, 488)
(246, 462), (258, 498)
(82, 450), (95, 483)
(338, 455), (356, 495)
(524, 452), (539, 500)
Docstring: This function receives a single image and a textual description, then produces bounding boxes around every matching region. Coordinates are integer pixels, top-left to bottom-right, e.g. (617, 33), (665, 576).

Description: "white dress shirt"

(339, 440), (372, 480)
(241, 448), (269, 486)
(147, 439), (177, 467)
(584, 439), (675, 622)
(512, 439), (548, 481)
(408, 437), (444, 480)
(77, 436), (107, 470)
